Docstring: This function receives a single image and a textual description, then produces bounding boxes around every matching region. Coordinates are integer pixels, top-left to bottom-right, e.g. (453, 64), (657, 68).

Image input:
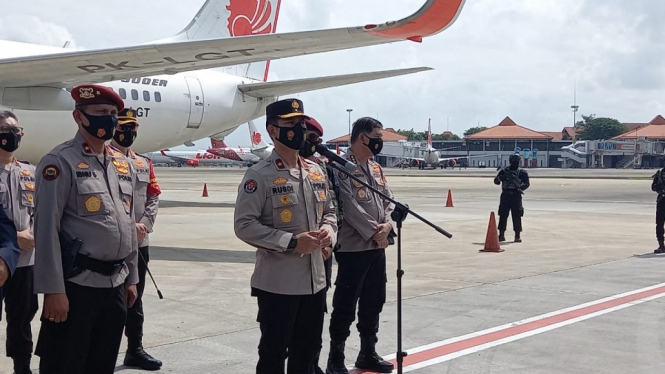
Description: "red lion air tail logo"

(251, 131), (262, 146)
(226, 0), (279, 37)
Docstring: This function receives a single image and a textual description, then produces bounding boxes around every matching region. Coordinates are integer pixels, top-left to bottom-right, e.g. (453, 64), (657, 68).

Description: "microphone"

(315, 144), (357, 171)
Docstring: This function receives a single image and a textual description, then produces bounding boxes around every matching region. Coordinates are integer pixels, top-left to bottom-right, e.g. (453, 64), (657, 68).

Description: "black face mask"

(299, 140), (318, 158)
(80, 111), (117, 140)
(113, 125), (137, 148)
(276, 122), (306, 151)
(0, 132), (21, 152)
(364, 135), (383, 156)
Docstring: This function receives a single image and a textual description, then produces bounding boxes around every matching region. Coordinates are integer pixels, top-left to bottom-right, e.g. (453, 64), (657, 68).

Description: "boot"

(354, 335), (394, 373)
(514, 233), (522, 243)
(124, 339), (162, 371)
(655, 240), (665, 254)
(12, 356), (32, 374)
(326, 340), (348, 374)
(498, 231), (506, 242)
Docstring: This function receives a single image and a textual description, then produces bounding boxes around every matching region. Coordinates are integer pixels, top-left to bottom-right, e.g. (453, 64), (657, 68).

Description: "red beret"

(305, 117), (323, 137)
(71, 84), (124, 110)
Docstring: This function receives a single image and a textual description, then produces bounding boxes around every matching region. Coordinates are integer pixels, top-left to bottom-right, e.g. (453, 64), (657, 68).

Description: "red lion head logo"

(252, 132), (262, 145)
(226, 0), (277, 37)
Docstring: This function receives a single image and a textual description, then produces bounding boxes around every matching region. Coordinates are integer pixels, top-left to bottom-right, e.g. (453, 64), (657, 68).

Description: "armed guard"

(110, 108), (163, 370)
(234, 99), (338, 374)
(327, 117), (395, 374)
(494, 153), (530, 242)
(33, 84), (139, 374)
(0, 111), (37, 374)
(299, 116), (342, 374)
(652, 164), (665, 253)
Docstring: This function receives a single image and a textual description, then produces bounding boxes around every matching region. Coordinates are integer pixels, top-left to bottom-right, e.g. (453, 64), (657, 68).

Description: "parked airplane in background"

(207, 137), (261, 164)
(145, 150), (240, 167)
(0, 0), (467, 163)
(403, 119), (491, 169)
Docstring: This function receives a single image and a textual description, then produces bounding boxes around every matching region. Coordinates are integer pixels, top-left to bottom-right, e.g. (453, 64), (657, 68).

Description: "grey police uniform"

(334, 149), (395, 252)
(127, 150), (159, 248)
(234, 151), (337, 295)
(0, 159), (36, 267)
(33, 132), (139, 294)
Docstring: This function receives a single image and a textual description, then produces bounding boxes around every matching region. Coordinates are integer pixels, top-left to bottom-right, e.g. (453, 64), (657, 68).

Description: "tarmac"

(2, 166), (665, 373)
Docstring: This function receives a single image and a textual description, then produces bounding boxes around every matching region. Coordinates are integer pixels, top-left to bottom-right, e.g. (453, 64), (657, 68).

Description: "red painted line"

(351, 285), (665, 373)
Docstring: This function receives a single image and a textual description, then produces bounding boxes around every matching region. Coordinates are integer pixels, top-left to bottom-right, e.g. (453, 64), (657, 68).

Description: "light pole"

(346, 109), (353, 145)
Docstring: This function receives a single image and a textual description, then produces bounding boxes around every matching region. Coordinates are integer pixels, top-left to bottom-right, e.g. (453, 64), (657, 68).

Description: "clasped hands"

(294, 230), (332, 259)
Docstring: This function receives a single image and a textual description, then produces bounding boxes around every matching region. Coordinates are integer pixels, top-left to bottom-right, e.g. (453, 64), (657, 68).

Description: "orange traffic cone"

(480, 212), (503, 253)
(202, 183), (209, 197)
(445, 189), (454, 207)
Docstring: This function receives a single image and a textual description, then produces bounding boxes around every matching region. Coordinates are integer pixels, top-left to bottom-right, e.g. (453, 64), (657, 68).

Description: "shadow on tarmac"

(150, 246), (255, 264)
(158, 200), (236, 209)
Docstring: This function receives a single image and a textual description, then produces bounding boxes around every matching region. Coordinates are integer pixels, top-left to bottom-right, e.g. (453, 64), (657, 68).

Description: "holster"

(59, 231), (84, 280)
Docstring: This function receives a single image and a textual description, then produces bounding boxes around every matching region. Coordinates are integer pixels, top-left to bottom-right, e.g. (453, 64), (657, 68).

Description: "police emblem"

(244, 179), (258, 194)
(280, 195), (291, 205)
(273, 177), (288, 185)
(352, 179), (362, 188)
(77, 162), (90, 169)
(281, 209), (293, 223)
(26, 193), (34, 204)
(275, 159), (286, 170)
(318, 204), (323, 217)
(42, 165), (60, 181)
(79, 87), (95, 99)
(135, 159), (146, 168)
(82, 143), (92, 154)
(318, 191), (326, 200)
(357, 188), (367, 200)
(291, 100), (300, 109)
(84, 196), (102, 213)
(97, 129), (106, 138)
(127, 110), (134, 117)
(25, 183), (35, 191)
(119, 134), (125, 141)
(309, 171), (323, 181)
(287, 131), (295, 141)
(20, 170), (31, 177)
(1, 139), (5, 146)
(112, 159), (129, 174)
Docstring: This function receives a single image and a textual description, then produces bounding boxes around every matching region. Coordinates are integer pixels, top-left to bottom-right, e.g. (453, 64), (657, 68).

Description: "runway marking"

(351, 282), (665, 373)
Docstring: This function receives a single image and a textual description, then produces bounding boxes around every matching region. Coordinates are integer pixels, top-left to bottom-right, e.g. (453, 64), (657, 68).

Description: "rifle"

(502, 167), (524, 194)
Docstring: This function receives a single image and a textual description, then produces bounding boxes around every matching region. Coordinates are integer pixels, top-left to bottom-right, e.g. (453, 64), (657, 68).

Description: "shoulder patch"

(244, 179), (258, 194)
(42, 165), (60, 181)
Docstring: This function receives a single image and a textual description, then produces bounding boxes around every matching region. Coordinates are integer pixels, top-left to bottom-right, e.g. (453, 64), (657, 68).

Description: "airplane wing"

(0, 0), (465, 87)
(238, 67), (432, 98)
(437, 154), (495, 162)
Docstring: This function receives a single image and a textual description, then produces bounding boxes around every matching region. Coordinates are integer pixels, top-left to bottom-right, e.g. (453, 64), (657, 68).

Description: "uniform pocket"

(271, 192), (300, 229)
(76, 179), (107, 217)
(118, 181), (133, 215)
(0, 182), (7, 209)
(20, 181), (36, 208)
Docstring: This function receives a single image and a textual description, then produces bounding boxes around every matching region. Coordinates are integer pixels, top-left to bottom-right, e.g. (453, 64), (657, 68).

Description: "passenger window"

(131, 90), (138, 100)
(143, 91), (150, 102)
(119, 88), (127, 100)
(154, 92), (162, 103)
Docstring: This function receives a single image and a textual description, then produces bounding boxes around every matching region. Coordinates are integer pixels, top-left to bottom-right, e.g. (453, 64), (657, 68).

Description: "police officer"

(33, 84), (139, 374)
(110, 108), (163, 370)
(327, 117), (394, 374)
(299, 117), (342, 374)
(0, 110), (38, 373)
(494, 153), (530, 242)
(651, 162), (665, 253)
(234, 98), (337, 374)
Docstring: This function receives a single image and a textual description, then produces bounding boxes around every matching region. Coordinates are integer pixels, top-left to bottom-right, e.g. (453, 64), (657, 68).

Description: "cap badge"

(291, 100), (300, 109)
(79, 87), (95, 99)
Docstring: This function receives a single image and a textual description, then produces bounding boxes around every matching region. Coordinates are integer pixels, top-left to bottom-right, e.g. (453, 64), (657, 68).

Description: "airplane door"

(184, 76), (204, 129)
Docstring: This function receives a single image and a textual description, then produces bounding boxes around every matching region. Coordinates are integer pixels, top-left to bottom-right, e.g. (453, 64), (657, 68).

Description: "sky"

(2, 0), (664, 150)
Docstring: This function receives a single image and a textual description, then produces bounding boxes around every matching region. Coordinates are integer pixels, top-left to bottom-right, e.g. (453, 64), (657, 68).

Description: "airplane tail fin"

(248, 120), (270, 150)
(210, 138), (227, 148)
(150, 0), (281, 81)
(427, 118), (433, 148)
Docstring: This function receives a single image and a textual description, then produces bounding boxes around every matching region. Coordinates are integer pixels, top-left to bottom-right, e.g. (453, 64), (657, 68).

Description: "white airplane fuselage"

(0, 40), (271, 163)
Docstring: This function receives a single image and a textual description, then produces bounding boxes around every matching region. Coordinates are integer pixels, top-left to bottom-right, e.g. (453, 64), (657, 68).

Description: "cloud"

(0, 15), (78, 48)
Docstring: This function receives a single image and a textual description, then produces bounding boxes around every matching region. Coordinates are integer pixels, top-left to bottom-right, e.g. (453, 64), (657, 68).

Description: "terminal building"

(324, 116), (665, 168)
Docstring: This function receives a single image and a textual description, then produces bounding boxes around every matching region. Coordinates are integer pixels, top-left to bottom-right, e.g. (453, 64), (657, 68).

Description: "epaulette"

(251, 158), (272, 171)
(18, 160), (32, 165)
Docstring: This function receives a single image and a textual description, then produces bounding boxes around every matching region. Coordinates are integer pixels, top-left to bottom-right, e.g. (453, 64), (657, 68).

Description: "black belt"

(75, 254), (125, 276)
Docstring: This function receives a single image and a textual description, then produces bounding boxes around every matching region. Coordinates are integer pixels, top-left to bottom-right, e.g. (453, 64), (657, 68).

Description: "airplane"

(147, 150), (240, 167)
(0, 0), (467, 163)
(402, 119), (492, 169)
(207, 136), (261, 164)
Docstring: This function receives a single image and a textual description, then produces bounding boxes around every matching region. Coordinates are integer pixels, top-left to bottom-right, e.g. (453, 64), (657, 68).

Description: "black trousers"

(125, 246), (149, 347)
(656, 197), (665, 243)
(329, 249), (387, 342)
(3, 265), (38, 359)
(498, 191), (523, 233)
(36, 282), (127, 374)
(254, 288), (326, 374)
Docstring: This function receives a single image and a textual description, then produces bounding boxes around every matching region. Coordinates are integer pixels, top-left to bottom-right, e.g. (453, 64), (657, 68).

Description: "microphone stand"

(325, 160), (452, 374)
